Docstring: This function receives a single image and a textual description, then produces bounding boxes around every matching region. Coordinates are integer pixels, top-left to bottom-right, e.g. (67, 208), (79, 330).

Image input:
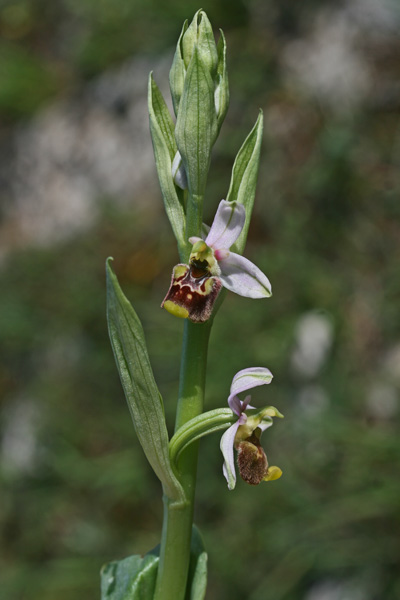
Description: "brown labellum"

(236, 431), (269, 486)
(161, 263), (222, 323)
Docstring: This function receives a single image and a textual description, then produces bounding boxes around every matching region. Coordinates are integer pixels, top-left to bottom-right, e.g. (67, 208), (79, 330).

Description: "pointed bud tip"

(105, 256), (115, 276)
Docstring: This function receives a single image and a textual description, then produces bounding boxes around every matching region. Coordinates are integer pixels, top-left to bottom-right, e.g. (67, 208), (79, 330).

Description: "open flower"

(189, 199), (271, 298)
(220, 367), (283, 490)
(161, 263), (222, 323)
(162, 200), (271, 322)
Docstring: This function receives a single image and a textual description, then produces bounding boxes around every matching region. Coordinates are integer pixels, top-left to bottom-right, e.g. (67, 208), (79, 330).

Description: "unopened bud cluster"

(172, 10), (229, 197)
(170, 9), (229, 128)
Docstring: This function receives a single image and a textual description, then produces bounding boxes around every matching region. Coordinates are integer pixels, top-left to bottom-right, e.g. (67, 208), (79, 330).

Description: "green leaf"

(101, 550), (159, 600)
(226, 111), (264, 254)
(185, 525), (208, 600)
(148, 74), (186, 257)
(106, 258), (185, 504)
(100, 526), (207, 600)
(175, 45), (218, 197)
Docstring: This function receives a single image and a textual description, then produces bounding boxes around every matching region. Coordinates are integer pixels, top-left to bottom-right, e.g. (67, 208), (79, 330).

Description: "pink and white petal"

(258, 420), (273, 432)
(228, 367), (273, 403)
(220, 422), (240, 490)
(171, 151), (188, 190)
(218, 252), (272, 298)
(205, 200), (245, 251)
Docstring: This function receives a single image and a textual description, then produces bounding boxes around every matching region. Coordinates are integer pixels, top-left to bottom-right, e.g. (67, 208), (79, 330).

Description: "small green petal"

(261, 406), (284, 419)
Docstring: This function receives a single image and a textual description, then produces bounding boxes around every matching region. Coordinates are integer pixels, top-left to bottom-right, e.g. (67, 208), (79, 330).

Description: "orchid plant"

(102, 10), (284, 600)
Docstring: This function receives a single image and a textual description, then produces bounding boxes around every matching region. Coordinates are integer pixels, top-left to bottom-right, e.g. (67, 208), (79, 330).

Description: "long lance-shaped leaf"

(106, 259), (185, 504)
(148, 74), (186, 257)
(226, 110), (264, 254)
(175, 45), (218, 198)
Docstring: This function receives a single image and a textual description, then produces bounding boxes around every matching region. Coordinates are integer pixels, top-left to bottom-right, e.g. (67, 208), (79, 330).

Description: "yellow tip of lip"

(163, 300), (189, 319)
(263, 466), (282, 482)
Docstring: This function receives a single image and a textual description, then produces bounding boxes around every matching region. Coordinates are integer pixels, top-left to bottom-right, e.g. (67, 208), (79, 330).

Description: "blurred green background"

(1, 1), (400, 599)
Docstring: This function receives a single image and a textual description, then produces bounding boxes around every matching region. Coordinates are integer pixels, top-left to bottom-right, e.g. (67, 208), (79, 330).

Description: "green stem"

(154, 319), (212, 600)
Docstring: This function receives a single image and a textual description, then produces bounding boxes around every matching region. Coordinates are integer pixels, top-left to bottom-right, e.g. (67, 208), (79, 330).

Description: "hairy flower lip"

(237, 432), (269, 486)
(161, 263), (222, 323)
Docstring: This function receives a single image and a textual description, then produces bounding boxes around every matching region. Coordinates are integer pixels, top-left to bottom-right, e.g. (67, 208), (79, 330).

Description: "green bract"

(227, 111), (264, 254)
(169, 408), (236, 467)
(106, 259), (185, 504)
(148, 74), (186, 259)
(169, 20), (187, 115)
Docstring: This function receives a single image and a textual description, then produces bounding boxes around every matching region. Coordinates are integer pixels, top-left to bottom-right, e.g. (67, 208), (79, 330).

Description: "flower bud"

(181, 10), (218, 74)
(170, 10), (228, 130)
(171, 11), (230, 196)
(170, 10), (219, 114)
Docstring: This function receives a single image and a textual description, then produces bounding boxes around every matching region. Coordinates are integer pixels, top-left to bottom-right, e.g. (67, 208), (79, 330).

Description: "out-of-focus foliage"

(1, 1), (400, 599)
(0, 0), (247, 120)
